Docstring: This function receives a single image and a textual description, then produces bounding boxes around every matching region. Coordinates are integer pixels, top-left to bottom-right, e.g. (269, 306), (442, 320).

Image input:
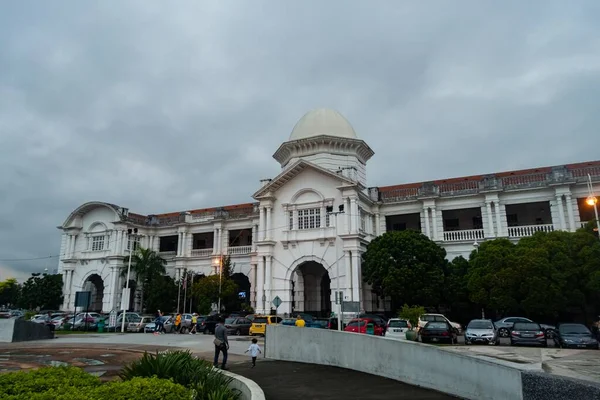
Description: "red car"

(344, 318), (385, 336)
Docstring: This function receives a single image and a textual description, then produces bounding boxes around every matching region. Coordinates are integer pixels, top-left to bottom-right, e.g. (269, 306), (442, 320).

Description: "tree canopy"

(19, 273), (63, 310)
(122, 248), (167, 313)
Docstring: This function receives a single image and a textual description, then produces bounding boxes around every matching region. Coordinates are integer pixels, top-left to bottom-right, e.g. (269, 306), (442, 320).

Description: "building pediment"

(253, 159), (356, 200)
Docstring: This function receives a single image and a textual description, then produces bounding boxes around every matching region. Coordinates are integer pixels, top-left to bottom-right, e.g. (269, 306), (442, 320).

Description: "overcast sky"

(1, 1), (599, 280)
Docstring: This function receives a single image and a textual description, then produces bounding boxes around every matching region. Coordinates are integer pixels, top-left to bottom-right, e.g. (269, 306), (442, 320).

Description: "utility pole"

(121, 228), (138, 333)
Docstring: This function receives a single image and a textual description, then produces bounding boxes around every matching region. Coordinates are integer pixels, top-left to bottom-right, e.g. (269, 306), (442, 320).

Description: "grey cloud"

(1, 1), (599, 278)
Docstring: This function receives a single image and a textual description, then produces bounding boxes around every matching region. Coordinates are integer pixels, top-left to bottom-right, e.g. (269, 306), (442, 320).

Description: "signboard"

(109, 309), (118, 328)
(121, 288), (131, 310)
(272, 296), (282, 308)
(74, 291), (91, 308)
(342, 301), (360, 313)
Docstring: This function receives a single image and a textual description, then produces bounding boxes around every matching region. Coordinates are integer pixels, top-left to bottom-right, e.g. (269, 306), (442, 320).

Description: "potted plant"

(399, 304), (425, 341)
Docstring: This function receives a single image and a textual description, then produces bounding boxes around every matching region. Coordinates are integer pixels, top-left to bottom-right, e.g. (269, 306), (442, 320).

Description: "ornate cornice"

(273, 135), (374, 167)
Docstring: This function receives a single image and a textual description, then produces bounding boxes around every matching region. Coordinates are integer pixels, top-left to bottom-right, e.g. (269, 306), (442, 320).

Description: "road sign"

(74, 291), (91, 308)
(272, 296), (282, 308)
(109, 309), (118, 327)
(342, 301), (360, 313)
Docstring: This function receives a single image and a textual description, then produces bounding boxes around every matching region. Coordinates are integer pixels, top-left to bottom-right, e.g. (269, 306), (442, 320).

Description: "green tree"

(0, 278), (21, 308)
(19, 273), (63, 310)
(144, 275), (178, 314)
(122, 248), (167, 313)
(362, 230), (447, 309)
(191, 275), (237, 313)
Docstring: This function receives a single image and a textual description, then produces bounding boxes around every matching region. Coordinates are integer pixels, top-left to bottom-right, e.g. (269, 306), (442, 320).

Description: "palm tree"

(122, 247), (167, 313)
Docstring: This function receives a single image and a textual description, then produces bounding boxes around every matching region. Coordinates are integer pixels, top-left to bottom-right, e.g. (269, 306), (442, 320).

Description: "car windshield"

(348, 320), (366, 327)
(422, 315), (437, 321)
(388, 320), (408, 328)
(513, 323), (540, 330)
(253, 317), (268, 323)
(468, 321), (493, 329)
(559, 324), (590, 334)
(225, 318), (236, 324)
(426, 322), (448, 329)
(130, 317), (142, 323)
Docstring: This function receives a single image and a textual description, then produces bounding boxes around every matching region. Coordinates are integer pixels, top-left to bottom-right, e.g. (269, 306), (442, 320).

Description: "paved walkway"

(228, 359), (455, 400)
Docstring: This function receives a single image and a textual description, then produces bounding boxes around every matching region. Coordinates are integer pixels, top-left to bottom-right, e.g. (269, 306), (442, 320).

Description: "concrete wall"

(222, 370), (266, 400)
(266, 325), (523, 400)
(0, 319), (54, 343)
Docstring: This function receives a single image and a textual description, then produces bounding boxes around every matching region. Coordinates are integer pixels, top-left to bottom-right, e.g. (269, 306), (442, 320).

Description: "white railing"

(191, 248), (212, 257)
(508, 224), (554, 238)
(158, 251), (176, 256)
(443, 229), (484, 242)
(228, 245), (252, 255)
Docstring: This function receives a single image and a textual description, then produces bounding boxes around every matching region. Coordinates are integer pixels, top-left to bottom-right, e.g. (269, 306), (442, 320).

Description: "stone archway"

(83, 274), (104, 312)
(230, 273), (251, 311)
(291, 261), (331, 317)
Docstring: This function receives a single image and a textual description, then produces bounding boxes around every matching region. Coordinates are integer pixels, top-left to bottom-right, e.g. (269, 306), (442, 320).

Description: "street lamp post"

(214, 254), (223, 313)
(586, 174), (600, 240)
(473, 241), (484, 319)
(121, 228), (137, 333)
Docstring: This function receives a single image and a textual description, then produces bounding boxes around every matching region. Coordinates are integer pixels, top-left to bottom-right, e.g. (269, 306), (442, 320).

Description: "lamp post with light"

(213, 255), (223, 312)
(473, 241), (485, 319)
(586, 174), (600, 240)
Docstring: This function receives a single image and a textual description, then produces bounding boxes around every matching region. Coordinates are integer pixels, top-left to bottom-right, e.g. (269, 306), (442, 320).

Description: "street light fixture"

(121, 227), (138, 333)
(213, 255), (223, 313)
(586, 174), (600, 240)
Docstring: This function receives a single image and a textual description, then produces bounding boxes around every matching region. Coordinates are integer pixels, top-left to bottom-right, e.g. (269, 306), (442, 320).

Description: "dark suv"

(199, 315), (222, 334)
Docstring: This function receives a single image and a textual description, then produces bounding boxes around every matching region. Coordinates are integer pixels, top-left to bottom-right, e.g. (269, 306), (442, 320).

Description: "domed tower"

(273, 108), (374, 187)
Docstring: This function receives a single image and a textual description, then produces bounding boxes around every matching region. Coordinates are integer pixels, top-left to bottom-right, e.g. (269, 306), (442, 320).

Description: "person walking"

(189, 313), (197, 334)
(213, 317), (229, 369)
(174, 313), (182, 334)
(245, 338), (262, 368)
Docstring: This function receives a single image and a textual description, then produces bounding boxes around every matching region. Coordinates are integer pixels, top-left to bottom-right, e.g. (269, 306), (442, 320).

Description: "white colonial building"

(58, 108), (600, 316)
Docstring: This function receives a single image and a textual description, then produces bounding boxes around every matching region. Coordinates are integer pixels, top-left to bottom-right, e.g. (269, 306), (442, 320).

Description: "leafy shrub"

(0, 367), (191, 400)
(398, 304), (426, 329)
(93, 376), (191, 399)
(120, 350), (240, 400)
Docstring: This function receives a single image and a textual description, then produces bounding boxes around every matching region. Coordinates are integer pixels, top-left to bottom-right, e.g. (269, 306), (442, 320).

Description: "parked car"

(249, 315), (282, 336)
(418, 314), (462, 335)
(495, 317), (555, 338)
(144, 316), (174, 333)
(224, 317), (252, 335)
(107, 312), (140, 331)
(127, 315), (155, 333)
(282, 318), (297, 326)
(464, 319), (500, 345)
(510, 322), (547, 347)
(385, 318), (411, 340)
(420, 321), (458, 344)
(553, 323), (599, 349)
(344, 318), (385, 336)
(200, 314), (223, 335)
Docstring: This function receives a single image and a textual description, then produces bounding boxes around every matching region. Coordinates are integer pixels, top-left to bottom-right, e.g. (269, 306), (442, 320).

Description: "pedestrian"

(190, 313), (197, 334)
(245, 338), (262, 368)
(213, 317), (229, 369)
(295, 314), (305, 328)
(174, 313), (182, 333)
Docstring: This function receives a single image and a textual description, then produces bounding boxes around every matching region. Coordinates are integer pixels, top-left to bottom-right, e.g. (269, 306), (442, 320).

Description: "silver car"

(465, 319), (500, 345)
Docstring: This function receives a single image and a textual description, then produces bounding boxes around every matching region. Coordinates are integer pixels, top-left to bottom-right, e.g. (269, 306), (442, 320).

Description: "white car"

(385, 318), (411, 340)
(418, 314), (462, 334)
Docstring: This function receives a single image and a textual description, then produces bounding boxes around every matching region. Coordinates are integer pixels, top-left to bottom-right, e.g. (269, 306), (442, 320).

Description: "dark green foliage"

(362, 230), (447, 308)
(122, 247), (168, 312)
(93, 377), (191, 399)
(18, 273), (63, 311)
(120, 350), (241, 400)
(0, 366), (99, 398)
(0, 278), (21, 308)
(144, 275), (178, 314)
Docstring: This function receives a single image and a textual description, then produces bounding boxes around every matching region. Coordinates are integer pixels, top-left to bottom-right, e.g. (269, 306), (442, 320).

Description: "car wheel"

(235, 329), (241, 336)
(499, 328), (509, 338)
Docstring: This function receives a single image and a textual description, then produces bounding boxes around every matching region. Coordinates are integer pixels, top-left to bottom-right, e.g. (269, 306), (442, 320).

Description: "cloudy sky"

(1, 1), (599, 280)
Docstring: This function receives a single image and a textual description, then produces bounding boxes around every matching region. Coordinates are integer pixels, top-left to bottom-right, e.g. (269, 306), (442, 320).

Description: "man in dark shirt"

(213, 317), (229, 369)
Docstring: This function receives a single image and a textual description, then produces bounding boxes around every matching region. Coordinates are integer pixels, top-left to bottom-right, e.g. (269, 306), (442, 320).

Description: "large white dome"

(289, 108), (358, 141)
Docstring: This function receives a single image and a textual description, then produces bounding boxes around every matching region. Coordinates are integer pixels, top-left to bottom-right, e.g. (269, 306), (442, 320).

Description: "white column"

(350, 197), (357, 233)
(250, 263), (257, 308)
(565, 193), (576, 231)
(375, 213), (381, 236)
(431, 206), (439, 241)
(65, 235), (72, 258)
(121, 232), (127, 254)
(423, 208), (431, 238)
(218, 228), (223, 253)
(344, 250), (352, 297)
(345, 198), (351, 233)
(265, 206), (272, 240)
(256, 257), (265, 313)
(176, 232), (182, 256)
(494, 201), (503, 236)
(352, 251), (361, 303)
(293, 209), (298, 230)
(320, 205), (326, 228)
(251, 224), (257, 252)
(485, 201), (495, 238)
(265, 256), (272, 308)
(212, 228), (218, 254)
(223, 229), (230, 254)
(556, 195), (567, 230)
(259, 207), (265, 241)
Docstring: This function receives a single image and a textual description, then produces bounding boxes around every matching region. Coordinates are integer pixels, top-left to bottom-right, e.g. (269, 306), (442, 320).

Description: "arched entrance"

(291, 261), (331, 317)
(230, 273), (251, 311)
(83, 274), (104, 312)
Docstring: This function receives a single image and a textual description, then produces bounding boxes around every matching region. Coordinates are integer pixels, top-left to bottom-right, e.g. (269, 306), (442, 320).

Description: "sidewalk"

(228, 359), (455, 399)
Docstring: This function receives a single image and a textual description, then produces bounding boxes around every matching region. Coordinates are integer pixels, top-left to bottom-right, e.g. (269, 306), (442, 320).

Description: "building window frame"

(91, 235), (105, 252)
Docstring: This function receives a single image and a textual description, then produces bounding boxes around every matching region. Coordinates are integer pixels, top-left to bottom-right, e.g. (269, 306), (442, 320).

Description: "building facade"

(57, 108), (600, 315)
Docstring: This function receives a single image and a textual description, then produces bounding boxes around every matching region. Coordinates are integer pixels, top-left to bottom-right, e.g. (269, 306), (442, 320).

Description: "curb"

(220, 369), (266, 400)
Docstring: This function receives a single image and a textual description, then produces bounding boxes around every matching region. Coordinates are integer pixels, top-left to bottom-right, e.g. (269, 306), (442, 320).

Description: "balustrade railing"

(191, 248), (212, 257)
(158, 251), (176, 256)
(443, 229), (484, 242)
(439, 181), (479, 195)
(508, 224), (554, 238)
(228, 245), (252, 255)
